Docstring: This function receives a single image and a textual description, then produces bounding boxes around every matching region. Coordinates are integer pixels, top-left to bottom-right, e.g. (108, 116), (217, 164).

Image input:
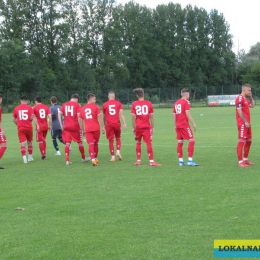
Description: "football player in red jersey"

(13, 95), (39, 164)
(58, 94), (90, 165)
(173, 88), (199, 166)
(33, 96), (52, 160)
(131, 88), (161, 166)
(235, 84), (255, 167)
(81, 93), (105, 166)
(0, 94), (7, 169)
(102, 91), (127, 162)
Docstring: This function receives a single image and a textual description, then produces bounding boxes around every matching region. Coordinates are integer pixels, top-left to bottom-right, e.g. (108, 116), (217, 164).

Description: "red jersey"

(131, 100), (153, 129)
(13, 104), (34, 128)
(80, 103), (101, 132)
(60, 101), (81, 131)
(102, 100), (123, 127)
(235, 95), (251, 126)
(173, 98), (190, 128)
(33, 104), (51, 131)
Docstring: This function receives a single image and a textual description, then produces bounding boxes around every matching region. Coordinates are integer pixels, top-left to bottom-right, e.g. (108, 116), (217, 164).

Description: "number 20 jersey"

(131, 100), (154, 129)
(173, 99), (190, 128)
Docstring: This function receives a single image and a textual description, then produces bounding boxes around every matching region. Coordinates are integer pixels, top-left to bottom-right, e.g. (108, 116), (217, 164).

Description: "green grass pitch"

(1, 106), (260, 260)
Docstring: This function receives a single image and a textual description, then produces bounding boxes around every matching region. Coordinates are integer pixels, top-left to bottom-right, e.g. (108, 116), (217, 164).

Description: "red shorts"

(36, 130), (48, 142)
(135, 128), (152, 143)
(85, 131), (100, 144)
(106, 125), (121, 140)
(0, 129), (6, 143)
(62, 129), (82, 143)
(18, 127), (33, 143)
(176, 127), (194, 140)
(238, 125), (252, 139)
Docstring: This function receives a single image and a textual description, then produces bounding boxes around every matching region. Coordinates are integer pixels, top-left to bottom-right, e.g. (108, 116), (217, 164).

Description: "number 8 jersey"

(173, 99), (190, 128)
(131, 100), (154, 129)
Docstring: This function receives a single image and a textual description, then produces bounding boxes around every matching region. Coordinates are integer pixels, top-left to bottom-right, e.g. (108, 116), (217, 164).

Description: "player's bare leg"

(243, 138), (254, 165)
(109, 139), (115, 161)
(177, 139), (186, 166)
(27, 141), (33, 162)
(237, 139), (248, 167)
(187, 139), (199, 166)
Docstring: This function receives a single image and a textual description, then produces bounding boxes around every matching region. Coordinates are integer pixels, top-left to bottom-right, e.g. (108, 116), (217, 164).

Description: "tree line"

(0, 0), (246, 100)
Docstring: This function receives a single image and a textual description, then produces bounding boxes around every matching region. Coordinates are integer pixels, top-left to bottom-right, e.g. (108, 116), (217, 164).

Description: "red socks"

(244, 139), (252, 159)
(20, 146), (26, 156)
(78, 142), (85, 159)
(136, 142), (141, 160)
(146, 142), (154, 160)
(237, 140), (245, 161)
(177, 140), (183, 158)
(188, 140), (195, 157)
(109, 139), (114, 156)
(38, 141), (45, 157)
(116, 138), (121, 151)
(65, 143), (70, 161)
(88, 143), (95, 159)
(0, 145), (6, 159)
(28, 145), (33, 155)
(94, 143), (99, 158)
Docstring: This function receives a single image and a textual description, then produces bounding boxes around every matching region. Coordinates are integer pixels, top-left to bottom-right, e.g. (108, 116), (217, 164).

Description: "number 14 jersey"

(173, 99), (190, 128)
(131, 100), (154, 129)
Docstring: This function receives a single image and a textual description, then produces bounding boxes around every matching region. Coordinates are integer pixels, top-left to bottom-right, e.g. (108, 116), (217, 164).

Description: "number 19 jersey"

(60, 101), (81, 131)
(131, 100), (153, 129)
(173, 98), (190, 128)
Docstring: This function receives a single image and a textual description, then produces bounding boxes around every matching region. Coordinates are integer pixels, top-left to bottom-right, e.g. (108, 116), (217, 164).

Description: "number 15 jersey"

(131, 100), (153, 129)
(173, 99), (190, 128)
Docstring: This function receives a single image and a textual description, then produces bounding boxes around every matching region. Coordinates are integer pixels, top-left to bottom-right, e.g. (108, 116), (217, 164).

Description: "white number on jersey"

(19, 110), (29, 120)
(108, 105), (116, 115)
(135, 105), (148, 115)
(65, 106), (74, 116)
(39, 109), (46, 119)
(85, 108), (92, 119)
(175, 104), (182, 114)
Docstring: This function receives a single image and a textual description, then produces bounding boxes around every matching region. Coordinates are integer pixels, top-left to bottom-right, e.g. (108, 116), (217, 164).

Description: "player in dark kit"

(173, 88), (198, 166)
(58, 94), (90, 165)
(235, 84), (255, 167)
(131, 88), (161, 166)
(33, 96), (52, 160)
(81, 93), (105, 166)
(102, 91), (127, 161)
(50, 96), (65, 155)
(0, 94), (7, 169)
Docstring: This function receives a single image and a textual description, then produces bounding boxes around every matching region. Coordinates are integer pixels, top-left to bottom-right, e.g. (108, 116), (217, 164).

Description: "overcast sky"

(116, 0), (259, 53)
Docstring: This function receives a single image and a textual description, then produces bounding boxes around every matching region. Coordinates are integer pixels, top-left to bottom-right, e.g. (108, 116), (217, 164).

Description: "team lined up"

(0, 85), (253, 168)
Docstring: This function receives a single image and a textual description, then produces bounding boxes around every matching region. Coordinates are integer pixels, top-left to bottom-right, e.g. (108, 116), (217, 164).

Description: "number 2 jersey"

(80, 103), (101, 133)
(33, 104), (51, 131)
(60, 101), (81, 131)
(13, 104), (34, 128)
(131, 100), (153, 129)
(102, 100), (123, 127)
(173, 98), (190, 128)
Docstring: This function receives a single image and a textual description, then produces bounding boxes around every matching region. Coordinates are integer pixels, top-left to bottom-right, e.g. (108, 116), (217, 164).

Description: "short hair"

(181, 88), (189, 94)
(242, 83), (251, 90)
(133, 88), (144, 98)
(35, 96), (42, 103)
(108, 91), (115, 95)
(20, 95), (28, 101)
(87, 93), (96, 101)
(50, 96), (57, 103)
(71, 94), (80, 100)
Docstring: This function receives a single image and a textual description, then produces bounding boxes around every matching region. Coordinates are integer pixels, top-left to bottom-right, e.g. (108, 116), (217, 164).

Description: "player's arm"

(12, 117), (17, 125)
(98, 113), (105, 134)
(249, 96), (255, 108)
(237, 108), (250, 128)
(185, 110), (196, 131)
(77, 113), (83, 131)
(31, 114), (39, 131)
(120, 109), (127, 129)
(47, 113), (52, 130)
(173, 113), (176, 130)
(131, 114), (136, 134)
(149, 113), (154, 134)
(58, 110), (64, 130)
